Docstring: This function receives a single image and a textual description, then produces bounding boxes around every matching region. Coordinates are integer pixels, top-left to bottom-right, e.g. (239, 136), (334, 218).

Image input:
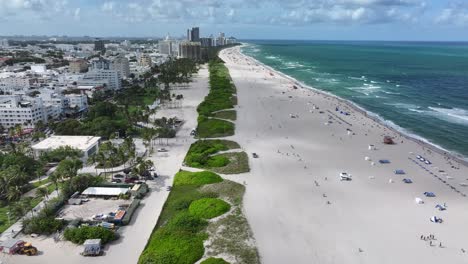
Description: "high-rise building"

(200, 37), (212, 48)
(187, 27), (200, 42)
(159, 35), (174, 56)
(111, 55), (130, 78)
(69, 59), (89, 73)
(94, 39), (106, 52)
(179, 41), (201, 60)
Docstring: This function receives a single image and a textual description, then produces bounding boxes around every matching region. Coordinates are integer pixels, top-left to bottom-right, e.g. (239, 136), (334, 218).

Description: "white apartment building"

(31, 65), (47, 74)
(81, 70), (121, 90)
(0, 95), (60, 128)
(65, 94), (88, 112)
(0, 74), (33, 93)
(37, 89), (68, 111)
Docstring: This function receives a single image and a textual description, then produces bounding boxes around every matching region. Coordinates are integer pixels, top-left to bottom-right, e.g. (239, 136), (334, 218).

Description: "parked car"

(252, 153), (259, 158)
(157, 148), (168, 152)
(124, 177), (139, 183)
(340, 172), (352, 181)
(113, 174), (125, 180)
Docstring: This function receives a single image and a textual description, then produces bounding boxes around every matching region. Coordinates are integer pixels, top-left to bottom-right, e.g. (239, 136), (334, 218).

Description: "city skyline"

(0, 1), (468, 41)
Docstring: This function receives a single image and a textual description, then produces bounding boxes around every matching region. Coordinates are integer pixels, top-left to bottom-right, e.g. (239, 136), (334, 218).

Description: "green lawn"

(201, 257), (230, 264)
(0, 197), (43, 233)
(212, 110), (236, 121)
(189, 198), (230, 219)
(197, 118), (235, 138)
(31, 178), (51, 188)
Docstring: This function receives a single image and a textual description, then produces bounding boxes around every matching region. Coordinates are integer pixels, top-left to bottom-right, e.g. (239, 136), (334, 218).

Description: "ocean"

(241, 40), (468, 158)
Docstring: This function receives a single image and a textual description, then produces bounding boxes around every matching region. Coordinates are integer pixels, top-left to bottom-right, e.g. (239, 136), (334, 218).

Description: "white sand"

(3, 66), (209, 264)
(219, 47), (468, 264)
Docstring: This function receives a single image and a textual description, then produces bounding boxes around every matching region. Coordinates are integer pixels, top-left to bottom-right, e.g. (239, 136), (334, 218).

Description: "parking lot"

(58, 199), (130, 221)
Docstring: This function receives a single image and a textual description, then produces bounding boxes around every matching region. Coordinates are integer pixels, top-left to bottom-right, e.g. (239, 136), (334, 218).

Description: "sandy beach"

(219, 46), (468, 264)
(2, 66), (209, 264)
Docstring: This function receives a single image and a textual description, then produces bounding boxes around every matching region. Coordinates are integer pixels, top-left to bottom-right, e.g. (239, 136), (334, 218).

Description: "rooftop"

(82, 187), (129, 196)
(32, 135), (100, 151)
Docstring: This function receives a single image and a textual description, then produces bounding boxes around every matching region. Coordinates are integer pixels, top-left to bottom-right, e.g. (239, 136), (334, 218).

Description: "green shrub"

(22, 216), (64, 235)
(201, 258), (230, 264)
(197, 61), (236, 117)
(205, 155), (229, 168)
(197, 119), (234, 138)
(173, 171), (223, 186)
(64, 226), (118, 244)
(139, 228), (207, 264)
(165, 212), (207, 233)
(189, 198), (231, 219)
(185, 140), (239, 168)
(211, 152), (250, 174)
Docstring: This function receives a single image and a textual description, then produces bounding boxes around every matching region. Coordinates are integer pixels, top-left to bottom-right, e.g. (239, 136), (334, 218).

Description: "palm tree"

(48, 173), (60, 195)
(36, 187), (49, 201)
(6, 186), (22, 202)
(21, 197), (34, 217)
(10, 202), (26, 220)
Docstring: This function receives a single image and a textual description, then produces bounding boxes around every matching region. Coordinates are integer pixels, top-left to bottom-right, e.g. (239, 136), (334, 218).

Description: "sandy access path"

(3, 66), (209, 264)
(219, 47), (468, 264)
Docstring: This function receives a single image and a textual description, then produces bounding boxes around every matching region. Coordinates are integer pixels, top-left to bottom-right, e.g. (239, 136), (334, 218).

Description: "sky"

(0, 0), (468, 41)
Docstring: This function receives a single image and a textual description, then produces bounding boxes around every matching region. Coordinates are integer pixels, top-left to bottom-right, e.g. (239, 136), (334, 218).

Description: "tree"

(21, 197), (34, 217)
(10, 202), (26, 219)
(55, 158), (83, 180)
(6, 186), (22, 202)
(48, 173), (60, 195)
(36, 187), (49, 201)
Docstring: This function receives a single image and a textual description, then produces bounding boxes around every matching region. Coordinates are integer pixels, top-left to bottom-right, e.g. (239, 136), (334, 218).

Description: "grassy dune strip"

(139, 171), (227, 264)
(212, 110), (237, 121)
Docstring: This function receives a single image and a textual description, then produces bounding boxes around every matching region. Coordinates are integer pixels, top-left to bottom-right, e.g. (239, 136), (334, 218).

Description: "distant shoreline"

(235, 44), (468, 167)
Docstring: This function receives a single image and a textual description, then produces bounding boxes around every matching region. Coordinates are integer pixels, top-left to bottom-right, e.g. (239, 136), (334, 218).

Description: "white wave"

(428, 107), (468, 125)
(382, 91), (401, 95)
(408, 108), (426, 113)
(385, 102), (420, 109)
(265, 55), (278, 60)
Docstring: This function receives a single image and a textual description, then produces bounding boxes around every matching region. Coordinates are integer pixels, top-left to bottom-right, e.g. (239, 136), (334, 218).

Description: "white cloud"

(74, 8), (81, 21)
(435, 2), (468, 26)
(101, 1), (115, 12)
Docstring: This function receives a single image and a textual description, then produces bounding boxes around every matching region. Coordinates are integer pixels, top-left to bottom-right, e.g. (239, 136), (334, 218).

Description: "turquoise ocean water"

(241, 40), (468, 158)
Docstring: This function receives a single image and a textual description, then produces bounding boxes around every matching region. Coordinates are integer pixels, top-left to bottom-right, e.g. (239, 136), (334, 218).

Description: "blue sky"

(0, 0), (468, 40)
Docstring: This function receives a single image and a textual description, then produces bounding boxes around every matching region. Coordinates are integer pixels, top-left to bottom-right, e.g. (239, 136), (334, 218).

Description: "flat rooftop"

(82, 187), (129, 196)
(32, 135), (100, 151)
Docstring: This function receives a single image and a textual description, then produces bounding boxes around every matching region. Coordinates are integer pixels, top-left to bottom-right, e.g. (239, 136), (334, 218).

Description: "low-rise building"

(32, 135), (101, 161)
(81, 70), (121, 90)
(0, 95), (59, 128)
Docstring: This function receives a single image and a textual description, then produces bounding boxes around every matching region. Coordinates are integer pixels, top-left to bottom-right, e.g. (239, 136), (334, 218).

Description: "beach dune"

(220, 47), (468, 264)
